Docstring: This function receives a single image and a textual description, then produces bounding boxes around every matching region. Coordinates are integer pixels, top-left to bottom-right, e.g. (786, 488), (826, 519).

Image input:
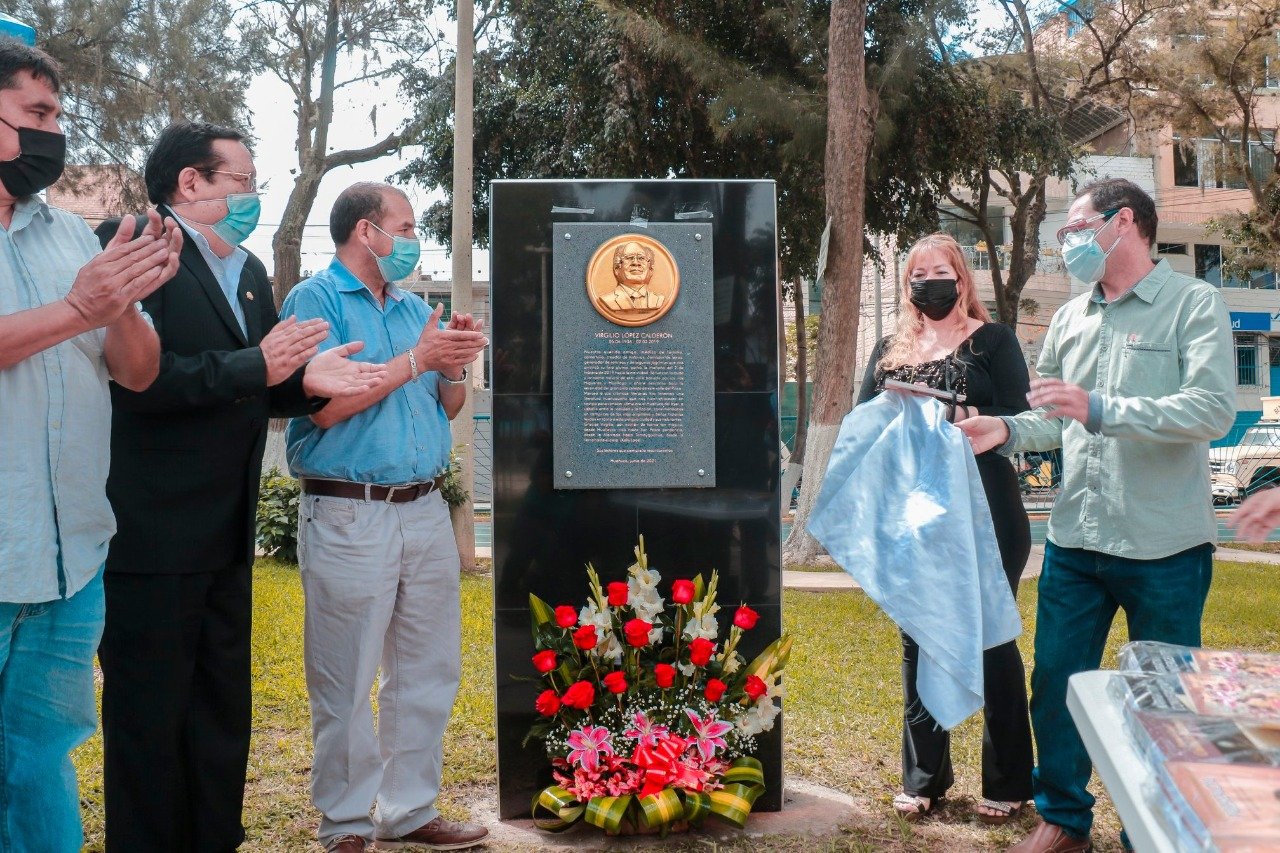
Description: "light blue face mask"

(171, 191), (261, 246)
(367, 221), (421, 282)
(1061, 213), (1120, 284)
(211, 192), (261, 246)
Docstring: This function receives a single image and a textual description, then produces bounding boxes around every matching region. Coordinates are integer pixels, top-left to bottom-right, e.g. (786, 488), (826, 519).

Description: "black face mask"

(909, 277), (959, 321)
(0, 116), (66, 198)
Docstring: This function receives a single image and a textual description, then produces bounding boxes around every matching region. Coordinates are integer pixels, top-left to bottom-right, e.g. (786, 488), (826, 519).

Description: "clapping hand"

(416, 303), (488, 378)
(261, 316), (330, 386)
(66, 210), (182, 328)
(301, 342), (389, 398)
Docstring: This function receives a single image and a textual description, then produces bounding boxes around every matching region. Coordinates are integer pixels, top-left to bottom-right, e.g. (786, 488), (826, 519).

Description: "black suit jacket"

(97, 205), (320, 574)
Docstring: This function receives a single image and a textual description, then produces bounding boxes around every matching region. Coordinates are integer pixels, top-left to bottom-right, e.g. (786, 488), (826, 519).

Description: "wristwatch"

(439, 367), (469, 385)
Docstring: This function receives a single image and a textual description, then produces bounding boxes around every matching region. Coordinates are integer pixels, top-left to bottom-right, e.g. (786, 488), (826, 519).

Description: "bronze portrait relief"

(586, 234), (680, 327)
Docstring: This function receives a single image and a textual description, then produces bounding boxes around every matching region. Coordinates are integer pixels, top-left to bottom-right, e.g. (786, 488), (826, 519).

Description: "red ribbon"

(632, 735), (710, 797)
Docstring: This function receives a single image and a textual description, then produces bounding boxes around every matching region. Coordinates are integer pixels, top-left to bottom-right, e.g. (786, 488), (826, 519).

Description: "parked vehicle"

(1209, 422), (1280, 504)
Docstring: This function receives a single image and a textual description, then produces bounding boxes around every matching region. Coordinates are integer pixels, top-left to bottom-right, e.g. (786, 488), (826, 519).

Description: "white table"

(1066, 670), (1179, 853)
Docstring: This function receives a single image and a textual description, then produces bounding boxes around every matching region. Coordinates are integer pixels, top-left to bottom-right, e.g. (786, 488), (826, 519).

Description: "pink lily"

(624, 711), (670, 749)
(685, 709), (733, 761)
(566, 725), (614, 773)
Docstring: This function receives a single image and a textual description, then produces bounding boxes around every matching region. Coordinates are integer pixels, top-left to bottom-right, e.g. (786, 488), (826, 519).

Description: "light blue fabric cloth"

(0, 197), (113, 603)
(808, 391), (1022, 730)
(283, 257), (452, 484)
(174, 214), (248, 336)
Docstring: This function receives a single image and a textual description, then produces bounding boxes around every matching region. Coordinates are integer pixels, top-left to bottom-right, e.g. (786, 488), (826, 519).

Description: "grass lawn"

(74, 559), (1280, 852)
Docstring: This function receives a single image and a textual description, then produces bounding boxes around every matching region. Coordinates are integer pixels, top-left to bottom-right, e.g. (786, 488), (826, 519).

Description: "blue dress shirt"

(283, 257), (452, 484)
(0, 198), (115, 602)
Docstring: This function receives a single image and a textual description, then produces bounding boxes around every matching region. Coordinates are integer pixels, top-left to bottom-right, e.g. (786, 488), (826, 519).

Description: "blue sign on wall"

(1230, 311), (1271, 332)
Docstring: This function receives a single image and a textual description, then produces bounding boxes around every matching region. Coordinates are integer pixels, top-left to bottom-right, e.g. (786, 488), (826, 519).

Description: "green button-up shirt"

(1002, 260), (1234, 560)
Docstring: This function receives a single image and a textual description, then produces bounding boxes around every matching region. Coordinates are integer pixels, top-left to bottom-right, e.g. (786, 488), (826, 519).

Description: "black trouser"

(900, 456), (1034, 801)
(99, 566), (252, 853)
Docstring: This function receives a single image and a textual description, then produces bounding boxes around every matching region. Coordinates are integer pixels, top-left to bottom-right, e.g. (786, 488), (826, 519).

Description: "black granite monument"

(490, 179), (782, 819)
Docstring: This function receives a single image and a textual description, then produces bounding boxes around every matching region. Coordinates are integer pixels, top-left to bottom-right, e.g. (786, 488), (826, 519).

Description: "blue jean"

(1031, 541), (1212, 840)
(0, 569), (105, 853)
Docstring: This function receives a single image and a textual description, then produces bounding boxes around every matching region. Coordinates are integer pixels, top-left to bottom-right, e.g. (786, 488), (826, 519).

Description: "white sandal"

(892, 792), (938, 821)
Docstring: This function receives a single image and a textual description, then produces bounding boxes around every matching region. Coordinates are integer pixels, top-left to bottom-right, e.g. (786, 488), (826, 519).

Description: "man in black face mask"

(0, 39), (182, 852)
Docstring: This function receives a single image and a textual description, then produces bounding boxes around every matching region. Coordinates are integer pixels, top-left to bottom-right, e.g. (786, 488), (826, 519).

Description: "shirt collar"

(328, 256), (404, 303)
(7, 195), (52, 232)
(1090, 259), (1171, 306)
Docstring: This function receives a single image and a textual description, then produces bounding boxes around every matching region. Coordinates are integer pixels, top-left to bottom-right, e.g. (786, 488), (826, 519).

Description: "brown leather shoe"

(375, 816), (489, 850)
(325, 835), (369, 853)
(1009, 820), (1093, 853)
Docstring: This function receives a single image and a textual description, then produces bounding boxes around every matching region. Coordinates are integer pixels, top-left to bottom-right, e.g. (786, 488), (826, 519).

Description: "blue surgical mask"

(172, 191), (261, 246)
(211, 192), (261, 246)
(367, 221), (421, 282)
(1062, 215), (1120, 284)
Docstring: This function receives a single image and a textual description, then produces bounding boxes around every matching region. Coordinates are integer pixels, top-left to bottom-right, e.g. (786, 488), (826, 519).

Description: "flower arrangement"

(525, 537), (791, 835)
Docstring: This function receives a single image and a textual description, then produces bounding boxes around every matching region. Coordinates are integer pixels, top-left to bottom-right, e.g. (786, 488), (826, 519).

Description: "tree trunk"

(449, 0), (477, 572)
(792, 275), (809, 465)
(783, 0), (876, 566)
(272, 169), (324, 308)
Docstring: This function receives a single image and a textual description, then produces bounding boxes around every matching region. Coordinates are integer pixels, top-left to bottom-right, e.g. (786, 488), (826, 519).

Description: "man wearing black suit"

(95, 121), (386, 853)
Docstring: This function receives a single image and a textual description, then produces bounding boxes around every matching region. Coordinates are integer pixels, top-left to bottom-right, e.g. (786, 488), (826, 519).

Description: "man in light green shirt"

(961, 178), (1234, 853)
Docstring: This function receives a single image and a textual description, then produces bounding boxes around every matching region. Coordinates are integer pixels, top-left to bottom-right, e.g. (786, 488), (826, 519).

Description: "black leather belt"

(300, 476), (447, 503)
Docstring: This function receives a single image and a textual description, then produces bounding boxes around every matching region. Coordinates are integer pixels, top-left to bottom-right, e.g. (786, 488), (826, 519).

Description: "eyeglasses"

(204, 169), (260, 193)
(1055, 208), (1120, 245)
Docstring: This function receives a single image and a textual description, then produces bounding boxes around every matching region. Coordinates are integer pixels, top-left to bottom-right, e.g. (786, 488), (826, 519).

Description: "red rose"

(623, 618), (652, 648)
(733, 605), (760, 630)
(554, 605), (578, 628)
(603, 671), (628, 694)
(654, 663), (676, 688)
(532, 650), (558, 673)
(607, 582), (629, 607)
(535, 689), (561, 716)
(572, 625), (598, 650)
(744, 674), (768, 701)
(671, 579), (696, 604)
(561, 681), (595, 710)
(688, 637), (715, 666)
(704, 678), (727, 702)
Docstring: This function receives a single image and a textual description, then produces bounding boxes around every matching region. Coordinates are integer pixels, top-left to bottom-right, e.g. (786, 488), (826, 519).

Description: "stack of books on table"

(1107, 642), (1280, 851)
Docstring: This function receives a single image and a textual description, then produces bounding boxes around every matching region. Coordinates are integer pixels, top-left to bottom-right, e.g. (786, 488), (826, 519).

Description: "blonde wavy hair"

(879, 233), (991, 371)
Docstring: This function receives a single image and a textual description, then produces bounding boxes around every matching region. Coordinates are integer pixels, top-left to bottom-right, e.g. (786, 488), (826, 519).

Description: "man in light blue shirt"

(962, 179), (1234, 853)
(283, 182), (488, 853)
(0, 41), (180, 852)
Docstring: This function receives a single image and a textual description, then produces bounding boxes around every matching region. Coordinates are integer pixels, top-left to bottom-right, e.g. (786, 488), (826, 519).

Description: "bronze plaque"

(586, 234), (680, 327)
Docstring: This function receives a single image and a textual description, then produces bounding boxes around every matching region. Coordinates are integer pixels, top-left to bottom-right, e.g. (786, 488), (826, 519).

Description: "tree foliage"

(17, 0), (253, 206)
(1121, 0), (1280, 278)
(932, 0), (1176, 326)
(396, 0), (966, 282)
(238, 0), (445, 302)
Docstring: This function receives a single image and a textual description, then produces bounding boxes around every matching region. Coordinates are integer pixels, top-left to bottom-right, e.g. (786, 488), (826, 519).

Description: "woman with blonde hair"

(855, 233), (1034, 825)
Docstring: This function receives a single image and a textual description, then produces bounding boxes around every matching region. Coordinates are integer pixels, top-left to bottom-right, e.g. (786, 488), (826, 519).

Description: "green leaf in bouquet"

(530, 593), (556, 637)
(744, 634), (793, 680)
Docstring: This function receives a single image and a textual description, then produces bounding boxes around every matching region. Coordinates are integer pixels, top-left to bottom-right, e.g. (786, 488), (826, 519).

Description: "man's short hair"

(0, 39), (62, 93)
(330, 182), (408, 245)
(1078, 178), (1158, 246)
(144, 121), (247, 204)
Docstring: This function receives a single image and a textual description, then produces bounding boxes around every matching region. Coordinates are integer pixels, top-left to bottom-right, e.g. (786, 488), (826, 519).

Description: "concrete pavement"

(782, 544), (1280, 592)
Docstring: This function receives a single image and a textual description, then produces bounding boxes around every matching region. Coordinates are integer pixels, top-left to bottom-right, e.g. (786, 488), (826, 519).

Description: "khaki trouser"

(298, 490), (461, 844)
